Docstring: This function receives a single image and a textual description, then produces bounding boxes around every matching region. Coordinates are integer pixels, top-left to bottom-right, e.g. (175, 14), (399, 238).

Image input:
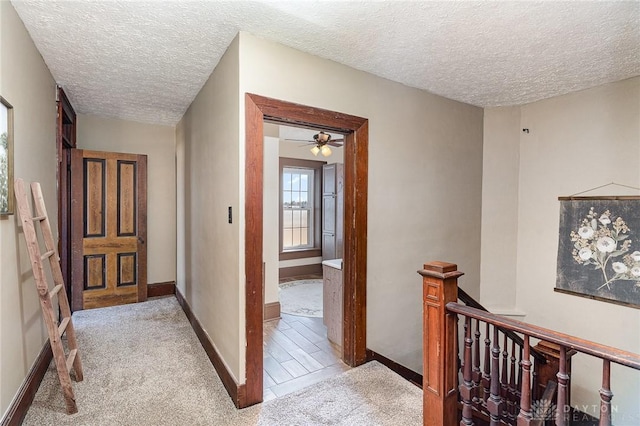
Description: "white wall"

(483, 77), (640, 420)
(278, 140), (344, 164)
(238, 32), (484, 376)
(176, 36), (242, 380)
(77, 115), (177, 285)
(0, 1), (58, 417)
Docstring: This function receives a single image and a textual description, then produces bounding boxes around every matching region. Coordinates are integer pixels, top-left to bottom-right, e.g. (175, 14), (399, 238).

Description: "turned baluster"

(517, 335), (532, 425)
(487, 326), (505, 426)
(508, 339), (518, 422)
(472, 319), (482, 407)
(555, 346), (569, 426)
(482, 322), (491, 406)
(460, 316), (474, 426)
(599, 359), (613, 426)
(517, 346), (523, 397)
(501, 332), (510, 421)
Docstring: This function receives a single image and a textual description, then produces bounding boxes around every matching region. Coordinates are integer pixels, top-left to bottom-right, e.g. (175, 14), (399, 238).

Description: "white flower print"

(578, 248), (592, 260)
(571, 207), (638, 291)
(612, 262), (628, 274)
(596, 237), (616, 253)
(578, 226), (594, 239)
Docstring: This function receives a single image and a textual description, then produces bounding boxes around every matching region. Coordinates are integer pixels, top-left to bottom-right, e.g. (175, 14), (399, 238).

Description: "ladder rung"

(49, 284), (63, 299)
(66, 349), (78, 373)
(32, 215), (46, 221)
(58, 317), (70, 336)
(41, 250), (55, 260)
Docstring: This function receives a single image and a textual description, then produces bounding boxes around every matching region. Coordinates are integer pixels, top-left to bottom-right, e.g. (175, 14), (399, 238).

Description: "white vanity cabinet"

(322, 259), (343, 351)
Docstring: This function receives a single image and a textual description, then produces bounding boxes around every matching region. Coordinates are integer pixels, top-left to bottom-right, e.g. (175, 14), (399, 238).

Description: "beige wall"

(77, 115), (176, 285)
(483, 77), (640, 418)
(0, 1), (58, 417)
(176, 36), (242, 380)
(480, 107), (523, 316)
(238, 32), (484, 376)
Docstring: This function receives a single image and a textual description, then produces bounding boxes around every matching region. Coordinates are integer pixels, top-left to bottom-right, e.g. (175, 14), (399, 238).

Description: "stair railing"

(419, 261), (640, 426)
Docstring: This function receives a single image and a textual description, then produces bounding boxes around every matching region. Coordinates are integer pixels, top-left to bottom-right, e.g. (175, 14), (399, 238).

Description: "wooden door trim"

(56, 87), (76, 308)
(244, 93), (368, 407)
(70, 149), (84, 311)
(136, 156), (148, 303)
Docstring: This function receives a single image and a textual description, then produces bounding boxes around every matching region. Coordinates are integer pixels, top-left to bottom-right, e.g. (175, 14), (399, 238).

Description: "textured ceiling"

(11, 1), (640, 126)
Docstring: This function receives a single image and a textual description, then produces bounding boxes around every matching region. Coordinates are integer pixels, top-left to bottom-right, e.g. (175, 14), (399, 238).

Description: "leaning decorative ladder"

(14, 178), (83, 414)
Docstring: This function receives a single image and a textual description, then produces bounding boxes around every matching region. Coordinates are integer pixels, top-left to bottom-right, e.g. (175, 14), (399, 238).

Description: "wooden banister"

(420, 261), (640, 426)
(418, 261), (463, 426)
(445, 303), (640, 370)
(458, 287), (547, 365)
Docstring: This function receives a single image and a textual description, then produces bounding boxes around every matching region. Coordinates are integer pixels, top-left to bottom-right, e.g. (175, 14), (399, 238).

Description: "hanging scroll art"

(555, 194), (640, 309)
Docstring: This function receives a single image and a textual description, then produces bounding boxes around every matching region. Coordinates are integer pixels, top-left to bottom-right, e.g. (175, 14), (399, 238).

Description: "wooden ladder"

(14, 178), (83, 414)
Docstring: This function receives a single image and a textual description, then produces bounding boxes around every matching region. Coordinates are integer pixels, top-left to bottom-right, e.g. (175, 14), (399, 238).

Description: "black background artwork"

(556, 198), (640, 309)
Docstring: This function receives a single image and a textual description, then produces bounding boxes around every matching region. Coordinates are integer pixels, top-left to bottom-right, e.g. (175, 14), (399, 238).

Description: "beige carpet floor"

(23, 297), (422, 425)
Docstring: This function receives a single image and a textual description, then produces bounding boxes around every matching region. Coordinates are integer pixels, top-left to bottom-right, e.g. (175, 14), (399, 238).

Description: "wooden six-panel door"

(70, 149), (147, 310)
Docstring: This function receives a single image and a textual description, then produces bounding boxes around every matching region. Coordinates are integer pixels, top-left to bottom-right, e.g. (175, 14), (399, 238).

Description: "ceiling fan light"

(315, 132), (330, 143)
(310, 145), (320, 156)
(321, 145), (332, 157)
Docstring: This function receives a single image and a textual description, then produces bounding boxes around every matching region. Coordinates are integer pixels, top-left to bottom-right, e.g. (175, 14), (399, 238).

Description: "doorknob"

(138, 237), (145, 244)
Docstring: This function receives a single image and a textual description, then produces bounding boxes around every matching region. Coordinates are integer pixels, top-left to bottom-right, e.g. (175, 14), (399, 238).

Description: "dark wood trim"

(278, 264), (323, 280)
(279, 248), (322, 261)
(244, 95), (265, 407)
(136, 155), (148, 303)
(70, 149), (84, 311)
(56, 86), (76, 310)
(554, 287), (640, 310)
(558, 195), (640, 201)
(342, 120), (369, 367)
(147, 281), (176, 298)
(254, 93), (367, 131)
(263, 301), (281, 321)
(366, 349), (423, 388)
(0, 341), (52, 426)
(174, 289), (245, 407)
(245, 93), (368, 408)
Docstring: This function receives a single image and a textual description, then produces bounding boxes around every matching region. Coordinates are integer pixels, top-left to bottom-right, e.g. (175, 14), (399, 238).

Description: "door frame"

(244, 93), (369, 406)
(56, 87), (76, 308)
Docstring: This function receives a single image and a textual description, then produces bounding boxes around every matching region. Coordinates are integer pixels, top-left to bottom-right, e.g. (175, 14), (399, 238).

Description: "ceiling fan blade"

(284, 138), (313, 143)
(328, 140), (344, 147)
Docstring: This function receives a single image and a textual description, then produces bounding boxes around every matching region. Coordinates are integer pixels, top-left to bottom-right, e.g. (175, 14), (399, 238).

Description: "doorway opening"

(244, 93), (368, 407)
(262, 125), (348, 400)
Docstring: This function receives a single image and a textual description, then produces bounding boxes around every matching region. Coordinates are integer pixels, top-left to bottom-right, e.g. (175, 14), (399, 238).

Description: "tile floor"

(263, 276), (349, 401)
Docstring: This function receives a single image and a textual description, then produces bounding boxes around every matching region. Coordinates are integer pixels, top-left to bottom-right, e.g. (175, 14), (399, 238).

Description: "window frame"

(279, 157), (325, 260)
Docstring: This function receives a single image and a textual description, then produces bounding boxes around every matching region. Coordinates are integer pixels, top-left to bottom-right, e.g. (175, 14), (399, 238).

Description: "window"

(282, 167), (314, 249)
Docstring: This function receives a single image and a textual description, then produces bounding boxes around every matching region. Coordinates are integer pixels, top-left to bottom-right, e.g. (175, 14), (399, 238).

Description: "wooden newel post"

(419, 261), (464, 426)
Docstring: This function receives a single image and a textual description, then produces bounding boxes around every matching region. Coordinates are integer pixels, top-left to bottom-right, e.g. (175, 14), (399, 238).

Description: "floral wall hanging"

(555, 197), (640, 309)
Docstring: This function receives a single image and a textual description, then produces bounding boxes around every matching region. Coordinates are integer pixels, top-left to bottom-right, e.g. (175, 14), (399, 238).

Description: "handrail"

(457, 288), (547, 364)
(447, 302), (640, 370)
